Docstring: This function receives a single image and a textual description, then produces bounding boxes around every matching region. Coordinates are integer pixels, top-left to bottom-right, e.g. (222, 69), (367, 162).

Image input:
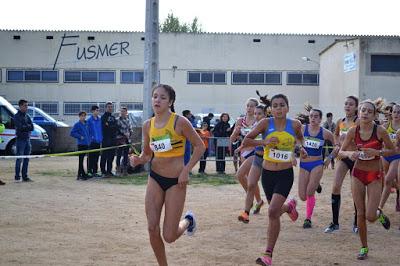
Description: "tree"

(160, 13), (203, 33)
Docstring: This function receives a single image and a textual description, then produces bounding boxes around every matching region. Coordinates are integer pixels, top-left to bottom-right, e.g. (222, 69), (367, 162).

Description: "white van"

(0, 96), (49, 155)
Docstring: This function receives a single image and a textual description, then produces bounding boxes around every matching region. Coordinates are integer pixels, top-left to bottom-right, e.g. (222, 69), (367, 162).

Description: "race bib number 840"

(150, 138), (172, 152)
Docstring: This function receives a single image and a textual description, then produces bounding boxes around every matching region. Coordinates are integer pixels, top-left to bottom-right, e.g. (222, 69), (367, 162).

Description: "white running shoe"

(184, 211), (197, 236)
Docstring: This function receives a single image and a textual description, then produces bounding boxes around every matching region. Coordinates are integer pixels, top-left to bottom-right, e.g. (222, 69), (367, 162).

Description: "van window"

(0, 106), (14, 129)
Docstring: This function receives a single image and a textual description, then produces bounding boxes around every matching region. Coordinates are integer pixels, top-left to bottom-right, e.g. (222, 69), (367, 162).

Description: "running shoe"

(377, 209), (390, 230)
(256, 252), (272, 266)
(357, 247), (368, 260)
(303, 219), (312, 229)
(286, 198), (298, 222)
(238, 211), (250, 223)
(352, 225), (359, 234)
(316, 184), (322, 194)
(253, 200), (265, 215)
(324, 222), (339, 233)
(184, 211), (197, 236)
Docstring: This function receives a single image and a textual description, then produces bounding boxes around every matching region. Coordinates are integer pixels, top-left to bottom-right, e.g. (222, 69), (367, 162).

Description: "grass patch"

(36, 169), (75, 177)
(99, 172), (237, 186)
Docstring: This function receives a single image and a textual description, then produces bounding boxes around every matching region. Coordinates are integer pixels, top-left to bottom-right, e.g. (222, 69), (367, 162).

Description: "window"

(37, 102), (59, 115)
(6, 69), (58, 83)
(232, 72), (282, 85)
(371, 55), (400, 72)
(64, 102), (84, 115)
(187, 71), (226, 84)
(120, 102), (143, 110)
(287, 72), (319, 85)
(120, 71), (144, 84)
(64, 70), (115, 83)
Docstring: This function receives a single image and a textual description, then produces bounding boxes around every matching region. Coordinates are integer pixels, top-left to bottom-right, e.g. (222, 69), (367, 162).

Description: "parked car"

(0, 96), (49, 155)
(25, 106), (69, 152)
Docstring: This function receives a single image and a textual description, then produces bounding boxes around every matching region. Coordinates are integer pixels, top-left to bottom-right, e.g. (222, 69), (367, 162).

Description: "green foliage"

(160, 13), (202, 33)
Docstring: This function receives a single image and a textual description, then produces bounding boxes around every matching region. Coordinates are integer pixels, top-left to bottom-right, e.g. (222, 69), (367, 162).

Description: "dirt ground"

(0, 157), (399, 266)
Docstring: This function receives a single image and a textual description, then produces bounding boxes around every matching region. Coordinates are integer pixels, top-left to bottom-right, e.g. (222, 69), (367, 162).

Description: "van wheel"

(6, 140), (17, 156)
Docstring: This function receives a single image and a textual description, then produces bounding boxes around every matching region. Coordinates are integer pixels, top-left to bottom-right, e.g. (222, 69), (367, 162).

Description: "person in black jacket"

(212, 113), (232, 174)
(100, 102), (117, 177)
(14, 99), (34, 182)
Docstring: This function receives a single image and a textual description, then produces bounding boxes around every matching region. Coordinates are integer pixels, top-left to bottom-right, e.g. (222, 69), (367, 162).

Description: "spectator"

(322, 112), (336, 169)
(87, 105), (102, 177)
(203, 113), (214, 131)
(116, 107), (132, 176)
(197, 122), (211, 174)
(0, 121), (5, 185)
(212, 113), (232, 174)
(70, 111), (91, 180)
(100, 102), (117, 177)
(182, 110), (195, 165)
(14, 99), (34, 182)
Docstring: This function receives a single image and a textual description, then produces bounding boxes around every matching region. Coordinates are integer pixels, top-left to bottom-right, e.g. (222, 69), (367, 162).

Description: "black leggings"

(261, 168), (294, 201)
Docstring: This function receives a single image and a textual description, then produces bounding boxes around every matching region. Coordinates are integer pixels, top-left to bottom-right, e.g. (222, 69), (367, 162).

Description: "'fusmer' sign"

(53, 33), (131, 69)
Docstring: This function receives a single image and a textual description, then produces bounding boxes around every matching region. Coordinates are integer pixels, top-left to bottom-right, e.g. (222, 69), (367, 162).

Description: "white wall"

(0, 30), (341, 124)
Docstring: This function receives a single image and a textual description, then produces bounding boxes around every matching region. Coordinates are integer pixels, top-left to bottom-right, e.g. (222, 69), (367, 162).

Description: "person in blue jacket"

(87, 105), (103, 177)
(70, 111), (91, 180)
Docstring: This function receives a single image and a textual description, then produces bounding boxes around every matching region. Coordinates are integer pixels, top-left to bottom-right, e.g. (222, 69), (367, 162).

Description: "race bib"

(304, 138), (321, 149)
(269, 149), (292, 162)
(241, 127), (251, 136)
(339, 129), (348, 136)
(358, 151), (374, 161)
(150, 138), (172, 152)
(389, 133), (397, 142)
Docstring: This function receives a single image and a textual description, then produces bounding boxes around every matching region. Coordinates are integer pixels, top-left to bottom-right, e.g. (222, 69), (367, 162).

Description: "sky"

(1, 0), (399, 35)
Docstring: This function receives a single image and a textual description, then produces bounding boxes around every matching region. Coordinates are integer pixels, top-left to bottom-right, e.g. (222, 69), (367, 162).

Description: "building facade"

(5, 30), (395, 125)
(319, 37), (400, 118)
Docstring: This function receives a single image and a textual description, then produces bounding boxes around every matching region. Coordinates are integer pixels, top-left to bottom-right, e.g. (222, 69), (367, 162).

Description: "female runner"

(299, 109), (335, 228)
(130, 84), (205, 266)
(340, 100), (393, 260)
(230, 98), (264, 216)
(379, 104), (400, 211)
(238, 104), (267, 223)
(242, 94), (307, 266)
(325, 96), (359, 233)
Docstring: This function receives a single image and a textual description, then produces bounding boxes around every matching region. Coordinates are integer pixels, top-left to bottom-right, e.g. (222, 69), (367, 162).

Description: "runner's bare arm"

(339, 127), (357, 159)
(229, 118), (242, 143)
(242, 118), (268, 148)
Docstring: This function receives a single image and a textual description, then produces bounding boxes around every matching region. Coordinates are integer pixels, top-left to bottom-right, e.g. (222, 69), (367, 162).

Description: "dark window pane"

(64, 103), (81, 115)
(82, 71), (97, 82)
(65, 71), (81, 82)
(232, 72), (248, 83)
(40, 103), (58, 115)
(42, 71), (58, 81)
(371, 55), (400, 72)
(25, 71), (41, 81)
(303, 74), (319, 84)
(265, 73), (281, 84)
(99, 72), (115, 82)
(213, 72), (226, 83)
(121, 72), (134, 83)
(188, 72), (200, 83)
(249, 73), (265, 84)
(81, 103), (93, 113)
(287, 73), (302, 84)
(7, 70), (24, 81)
(134, 71), (144, 83)
(201, 72), (213, 83)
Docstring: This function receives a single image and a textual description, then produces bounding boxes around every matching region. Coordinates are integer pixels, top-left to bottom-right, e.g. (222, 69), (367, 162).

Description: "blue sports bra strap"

(285, 118), (294, 135)
(318, 126), (324, 139)
(304, 124), (309, 137)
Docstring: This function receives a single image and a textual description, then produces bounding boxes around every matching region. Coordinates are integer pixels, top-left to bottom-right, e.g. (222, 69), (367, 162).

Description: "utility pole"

(143, 0), (159, 121)
(143, 0), (159, 170)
